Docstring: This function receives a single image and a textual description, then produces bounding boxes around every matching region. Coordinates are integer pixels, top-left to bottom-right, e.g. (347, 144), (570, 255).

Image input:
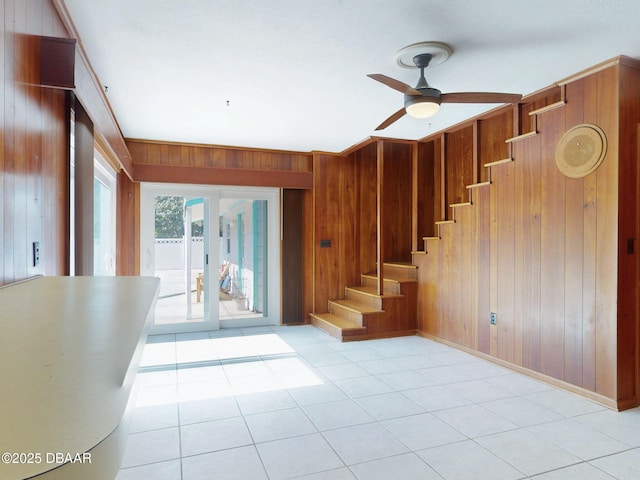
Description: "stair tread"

(383, 261), (416, 269)
(310, 313), (366, 332)
(331, 298), (384, 313)
(347, 285), (404, 298)
(361, 273), (417, 284)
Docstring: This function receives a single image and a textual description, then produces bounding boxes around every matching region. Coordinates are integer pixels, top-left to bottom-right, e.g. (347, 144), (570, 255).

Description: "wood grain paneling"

(445, 126), (474, 208)
(415, 60), (639, 408)
(478, 109), (513, 182)
(282, 189), (305, 324)
(416, 142), (435, 241)
(2, 0), (70, 286)
(616, 62), (640, 406)
(116, 171), (139, 276)
(382, 142), (413, 262)
(128, 139), (313, 188)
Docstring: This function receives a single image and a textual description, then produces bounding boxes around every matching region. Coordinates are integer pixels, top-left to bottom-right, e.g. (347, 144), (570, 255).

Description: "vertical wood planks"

(1, 0), (70, 285)
(538, 104), (566, 379)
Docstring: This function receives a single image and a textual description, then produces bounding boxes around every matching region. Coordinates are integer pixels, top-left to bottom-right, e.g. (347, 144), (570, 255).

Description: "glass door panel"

(152, 195), (208, 326)
(218, 196), (270, 326)
(141, 183), (279, 333)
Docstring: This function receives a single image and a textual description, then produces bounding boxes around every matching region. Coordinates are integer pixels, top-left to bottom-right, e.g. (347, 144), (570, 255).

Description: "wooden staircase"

(311, 262), (418, 341)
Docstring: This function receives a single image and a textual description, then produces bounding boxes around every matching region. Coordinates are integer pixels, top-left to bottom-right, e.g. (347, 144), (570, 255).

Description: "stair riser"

(310, 315), (342, 339)
(345, 289), (383, 309)
(328, 303), (365, 325)
(360, 276), (401, 295)
(382, 264), (417, 280)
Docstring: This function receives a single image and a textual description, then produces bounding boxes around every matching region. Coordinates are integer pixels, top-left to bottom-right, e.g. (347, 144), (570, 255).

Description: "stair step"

(361, 272), (417, 284)
(347, 285), (403, 299)
(331, 298), (383, 314)
(310, 313), (367, 339)
(380, 262), (418, 280)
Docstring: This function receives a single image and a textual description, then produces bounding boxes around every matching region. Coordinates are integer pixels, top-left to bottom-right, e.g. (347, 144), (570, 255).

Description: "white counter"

(0, 276), (159, 480)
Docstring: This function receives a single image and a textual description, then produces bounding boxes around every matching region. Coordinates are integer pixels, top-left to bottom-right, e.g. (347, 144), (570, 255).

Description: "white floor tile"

(135, 368), (178, 388)
(476, 429), (582, 476)
(322, 423), (409, 465)
(256, 433), (344, 480)
(177, 378), (232, 402)
(288, 383), (348, 406)
(178, 396), (241, 425)
(377, 370), (434, 391)
(433, 404), (518, 438)
(485, 372), (553, 395)
(120, 328), (640, 479)
(417, 440), (524, 480)
(402, 385), (473, 412)
(303, 399), (374, 431)
(120, 427), (181, 468)
(528, 418), (631, 460)
(177, 363), (225, 384)
(481, 396), (563, 427)
(244, 407), (317, 443)
(235, 389), (298, 414)
(355, 392), (424, 420)
(357, 357), (406, 375)
(574, 408), (640, 447)
(116, 459), (181, 480)
(393, 353), (444, 370)
(289, 468), (357, 480)
(350, 453), (441, 480)
(333, 375), (395, 398)
(531, 462), (617, 479)
(180, 417), (253, 457)
(316, 362), (370, 381)
(181, 445), (268, 480)
(446, 378), (517, 403)
(589, 448), (640, 480)
(523, 389), (606, 417)
(136, 384), (178, 407)
(129, 403), (179, 433)
(381, 412), (467, 451)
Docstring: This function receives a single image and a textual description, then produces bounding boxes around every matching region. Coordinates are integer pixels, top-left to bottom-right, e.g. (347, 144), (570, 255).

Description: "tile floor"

(117, 325), (640, 480)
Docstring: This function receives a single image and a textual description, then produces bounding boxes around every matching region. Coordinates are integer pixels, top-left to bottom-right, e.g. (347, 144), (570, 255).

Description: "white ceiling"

(62, 0), (640, 154)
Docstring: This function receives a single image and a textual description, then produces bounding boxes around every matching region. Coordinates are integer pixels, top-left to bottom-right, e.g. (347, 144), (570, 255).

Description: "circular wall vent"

(555, 123), (607, 178)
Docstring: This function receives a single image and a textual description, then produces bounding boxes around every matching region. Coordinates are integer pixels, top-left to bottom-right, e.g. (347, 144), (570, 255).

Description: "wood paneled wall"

(128, 139), (313, 189)
(382, 141), (413, 262)
(1, 0), (70, 286)
(312, 152), (358, 312)
(310, 140), (414, 316)
(415, 59), (640, 408)
(116, 172), (139, 276)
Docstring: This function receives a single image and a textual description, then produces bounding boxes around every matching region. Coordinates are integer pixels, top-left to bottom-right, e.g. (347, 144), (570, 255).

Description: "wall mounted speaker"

(555, 123), (607, 178)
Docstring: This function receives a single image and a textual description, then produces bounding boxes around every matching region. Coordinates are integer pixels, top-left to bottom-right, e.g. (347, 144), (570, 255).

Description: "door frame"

(140, 183), (281, 334)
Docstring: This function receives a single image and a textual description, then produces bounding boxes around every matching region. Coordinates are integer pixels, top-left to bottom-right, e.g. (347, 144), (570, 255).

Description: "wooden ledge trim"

(483, 158), (513, 168)
(506, 131), (538, 143)
(466, 181), (491, 189)
(133, 164), (313, 189)
(528, 100), (566, 116)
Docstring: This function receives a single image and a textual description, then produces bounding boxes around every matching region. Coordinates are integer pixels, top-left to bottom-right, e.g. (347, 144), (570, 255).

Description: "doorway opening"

(140, 184), (280, 334)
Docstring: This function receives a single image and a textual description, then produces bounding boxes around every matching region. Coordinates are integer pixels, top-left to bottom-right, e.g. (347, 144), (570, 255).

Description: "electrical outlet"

(33, 241), (40, 267)
(490, 312), (497, 325)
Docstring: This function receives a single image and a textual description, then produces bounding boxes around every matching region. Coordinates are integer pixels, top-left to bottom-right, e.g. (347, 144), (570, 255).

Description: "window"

(93, 153), (116, 276)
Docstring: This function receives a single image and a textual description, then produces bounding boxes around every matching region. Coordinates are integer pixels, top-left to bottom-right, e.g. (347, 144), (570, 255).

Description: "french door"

(140, 184), (280, 334)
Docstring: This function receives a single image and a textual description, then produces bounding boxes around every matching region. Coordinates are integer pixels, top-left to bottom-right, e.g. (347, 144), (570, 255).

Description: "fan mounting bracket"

(395, 41), (452, 69)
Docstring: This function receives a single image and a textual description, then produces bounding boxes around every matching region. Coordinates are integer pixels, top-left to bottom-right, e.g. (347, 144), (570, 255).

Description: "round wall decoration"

(555, 123), (607, 178)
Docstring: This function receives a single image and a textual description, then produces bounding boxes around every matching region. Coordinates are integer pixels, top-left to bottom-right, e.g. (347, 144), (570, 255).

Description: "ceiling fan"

(368, 42), (522, 131)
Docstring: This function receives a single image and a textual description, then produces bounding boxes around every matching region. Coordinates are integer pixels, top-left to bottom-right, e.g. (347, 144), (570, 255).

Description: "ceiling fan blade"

(375, 108), (407, 131)
(441, 92), (522, 104)
(367, 74), (422, 96)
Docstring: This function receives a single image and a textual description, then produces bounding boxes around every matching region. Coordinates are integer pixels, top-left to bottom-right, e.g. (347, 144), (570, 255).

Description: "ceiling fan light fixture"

(405, 94), (441, 118)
